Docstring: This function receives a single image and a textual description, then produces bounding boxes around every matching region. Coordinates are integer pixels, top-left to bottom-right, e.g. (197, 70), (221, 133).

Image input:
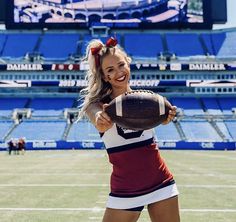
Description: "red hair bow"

(90, 37), (118, 69)
(106, 37), (118, 48)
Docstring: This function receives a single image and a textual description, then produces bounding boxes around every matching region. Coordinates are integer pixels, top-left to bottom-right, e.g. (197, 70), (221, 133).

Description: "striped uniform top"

(101, 96), (174, 198)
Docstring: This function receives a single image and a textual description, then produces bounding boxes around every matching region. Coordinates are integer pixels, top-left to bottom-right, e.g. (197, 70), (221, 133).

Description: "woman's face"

(101, 51), (130, 94)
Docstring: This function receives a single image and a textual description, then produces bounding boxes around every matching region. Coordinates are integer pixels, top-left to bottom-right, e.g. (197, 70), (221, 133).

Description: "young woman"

(79, 37), (180, 222)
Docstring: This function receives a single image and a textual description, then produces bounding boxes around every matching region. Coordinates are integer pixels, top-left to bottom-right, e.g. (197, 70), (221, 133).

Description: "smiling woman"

(78, 37), (179, 222)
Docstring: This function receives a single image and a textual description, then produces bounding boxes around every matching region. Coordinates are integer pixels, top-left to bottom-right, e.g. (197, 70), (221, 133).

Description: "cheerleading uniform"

(101, 123), (179, 210)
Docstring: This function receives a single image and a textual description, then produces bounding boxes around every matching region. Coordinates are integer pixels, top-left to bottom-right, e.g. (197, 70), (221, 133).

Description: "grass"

(0, 149), (235, 222)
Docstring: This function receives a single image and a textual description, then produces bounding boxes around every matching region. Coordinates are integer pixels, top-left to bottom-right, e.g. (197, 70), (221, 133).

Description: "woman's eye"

(119, 63), (125, 67)
(107, 69), (113, 73)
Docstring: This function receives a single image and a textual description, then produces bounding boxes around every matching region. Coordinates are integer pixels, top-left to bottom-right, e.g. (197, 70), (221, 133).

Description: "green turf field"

(0, 150), (235, 222)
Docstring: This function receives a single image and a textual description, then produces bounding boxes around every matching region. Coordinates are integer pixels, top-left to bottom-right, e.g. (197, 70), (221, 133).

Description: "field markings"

(0, 172), (233, 176)
(0, 208), (235, 213)
(184, 152), (236, 161)
(0, 173), (110, 176)
(0, 184), (235, 188)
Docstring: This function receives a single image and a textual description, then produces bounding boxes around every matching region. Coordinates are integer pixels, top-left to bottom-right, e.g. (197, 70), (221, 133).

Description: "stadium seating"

(0, 98), (28, 109)
(216, 120), (233, 141)
(0, 121), (13, 141)
(155, 122), (181, 141)
(1, 33), (40, 58)
(201, 32), (226, 56)
(30, 98), (75, 117)
(201, 97), (223, 115)
(67, 121), (101, 141)
(202, 31), (236, 58)
(38, 33), (80, 60)
(1, 30), (235, 61)
(224, 120), (236, 140)
(30, 98), (75, 110)
(0, 110), (12, 118)
(165, 33), (205, 57)
(0, 33), (7, 56)
(180, 119), (222, 142)
(9, 120), (67, 141)
(0, 28), (236, 149)
(123, 33), (163, 58)
(217, 97), (236, 114)
(0, 95), (235, 149)
(170, 97), (205, 115)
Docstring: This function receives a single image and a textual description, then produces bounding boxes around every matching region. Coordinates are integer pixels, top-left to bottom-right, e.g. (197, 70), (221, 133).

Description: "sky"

(213, 0), (236, 29)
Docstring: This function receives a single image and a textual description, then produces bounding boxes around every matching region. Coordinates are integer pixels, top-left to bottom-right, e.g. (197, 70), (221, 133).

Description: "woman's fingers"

(162, 106), (177, 125)
(95, 107), (113, 132)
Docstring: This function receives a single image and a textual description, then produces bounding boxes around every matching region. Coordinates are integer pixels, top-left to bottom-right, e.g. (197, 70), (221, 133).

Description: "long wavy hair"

(78, 38), (131, 119)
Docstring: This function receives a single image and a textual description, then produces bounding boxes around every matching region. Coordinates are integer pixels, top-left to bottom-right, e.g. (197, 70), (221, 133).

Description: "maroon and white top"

(100, 96), (178, 209)
(101, 124), (178, 209)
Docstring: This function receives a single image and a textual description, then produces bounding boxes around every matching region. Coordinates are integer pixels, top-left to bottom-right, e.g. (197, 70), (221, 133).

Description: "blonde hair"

(78, 38), (131, 119)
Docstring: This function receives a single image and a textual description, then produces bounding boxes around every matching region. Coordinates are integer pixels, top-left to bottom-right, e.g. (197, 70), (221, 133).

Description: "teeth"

(117, 76), (126, 81)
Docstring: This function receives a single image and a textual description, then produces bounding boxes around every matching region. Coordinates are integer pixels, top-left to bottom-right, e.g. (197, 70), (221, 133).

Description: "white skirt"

(106, 183), (179, 209)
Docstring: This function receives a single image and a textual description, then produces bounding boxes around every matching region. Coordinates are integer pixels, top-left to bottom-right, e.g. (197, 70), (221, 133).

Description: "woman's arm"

(86, 102), (114, 133)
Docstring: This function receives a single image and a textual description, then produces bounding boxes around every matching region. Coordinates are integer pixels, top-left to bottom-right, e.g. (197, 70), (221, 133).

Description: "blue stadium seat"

(10, 120), (66, 141)
(202, 31), (236, 58)
(201, 32), (224, 56)
(1, 33), (40, 58)
(67, 121), (101, 141)
(0, 121), (13, 140)
(217, 97), (236, 114)
(224, 120), (236, 140)
(30, 98), (75, 110)
(32, 110), (63, 117)
(0, 110), (13, 118)
(123, 33), (163, 58)
(171, 97), (205, 115)
(155, 122), (181, 141)
(201, 97), (222, 115)
(0, 98), (28, 109)
(180, 120), (222, 142)
(0, 33), (7, 56)
(217, 31), (236, 58)
(216, 120), (233, 141)
(38, 33), (80, 60)
(165, 33), (205, 57)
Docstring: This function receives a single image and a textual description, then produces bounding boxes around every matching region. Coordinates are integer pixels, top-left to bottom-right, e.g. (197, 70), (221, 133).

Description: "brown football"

(104, 90), (172, 130)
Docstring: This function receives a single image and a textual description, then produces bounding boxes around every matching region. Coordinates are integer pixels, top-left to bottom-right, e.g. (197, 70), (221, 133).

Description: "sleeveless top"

(101, 96), (174, 197)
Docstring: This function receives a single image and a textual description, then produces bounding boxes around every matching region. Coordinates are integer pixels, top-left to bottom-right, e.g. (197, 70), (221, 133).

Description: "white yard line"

(0, 184), (109, 187)
(0, 208), (235, 213)
(185, 152), (236, 161)
(0, 173), (110, 176)
(178, 185), (236, 188)
(0, 184), (235, 188)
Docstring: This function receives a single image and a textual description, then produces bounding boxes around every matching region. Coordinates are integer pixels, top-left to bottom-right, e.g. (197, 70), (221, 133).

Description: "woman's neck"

(111, 86), (132, 99)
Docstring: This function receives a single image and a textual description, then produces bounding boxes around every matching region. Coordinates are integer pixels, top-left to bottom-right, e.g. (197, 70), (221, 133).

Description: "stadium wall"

(0, 140), (235, 151)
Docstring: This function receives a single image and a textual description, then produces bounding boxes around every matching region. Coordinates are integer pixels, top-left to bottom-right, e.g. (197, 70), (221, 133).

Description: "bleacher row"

(0, 30), (236, 61)
(0, 97), (235, 143)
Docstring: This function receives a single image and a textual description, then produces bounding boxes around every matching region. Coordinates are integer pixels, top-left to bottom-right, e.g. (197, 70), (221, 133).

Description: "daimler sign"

(189, 63), (226, 71)
(7, 64), (43, 71)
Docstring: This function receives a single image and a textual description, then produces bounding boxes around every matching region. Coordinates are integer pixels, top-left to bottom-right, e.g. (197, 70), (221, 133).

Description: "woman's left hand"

(162, 106), (177, 125)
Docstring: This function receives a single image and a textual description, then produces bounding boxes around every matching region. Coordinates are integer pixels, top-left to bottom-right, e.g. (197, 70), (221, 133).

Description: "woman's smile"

(116, 75), (126, 82)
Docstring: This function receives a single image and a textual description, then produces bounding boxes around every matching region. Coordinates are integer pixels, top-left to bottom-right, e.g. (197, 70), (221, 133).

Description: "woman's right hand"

(95, 104), (113, 132)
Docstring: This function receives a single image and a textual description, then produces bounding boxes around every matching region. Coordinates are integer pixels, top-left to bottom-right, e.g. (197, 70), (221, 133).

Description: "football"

(104, 90), (172, 130)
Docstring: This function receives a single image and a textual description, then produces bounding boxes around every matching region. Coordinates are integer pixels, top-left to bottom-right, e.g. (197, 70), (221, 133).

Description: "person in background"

(18, 138), (26, 155)
(7, 139), (15, 155)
